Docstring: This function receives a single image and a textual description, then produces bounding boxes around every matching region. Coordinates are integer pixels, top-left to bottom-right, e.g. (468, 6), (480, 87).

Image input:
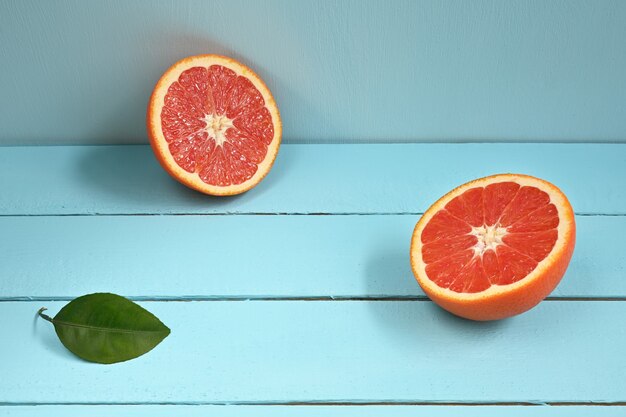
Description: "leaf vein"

(51, 319), (168, 335)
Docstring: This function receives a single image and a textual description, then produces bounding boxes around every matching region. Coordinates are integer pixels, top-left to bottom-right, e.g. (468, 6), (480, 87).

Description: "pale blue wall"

(1, 0), (625, 144)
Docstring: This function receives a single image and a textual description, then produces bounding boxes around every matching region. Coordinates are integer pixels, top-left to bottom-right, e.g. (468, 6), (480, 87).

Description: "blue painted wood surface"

(4, 300), (626, 403)
(2, 406), (625, 416)
(1, 1), (626, 145)
(1, 215), (624, 299)
(1, 144), (624, 415)
(1, 144), (625, 215)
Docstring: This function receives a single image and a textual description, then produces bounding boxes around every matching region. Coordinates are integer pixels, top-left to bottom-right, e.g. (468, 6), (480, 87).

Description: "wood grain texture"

(1, 1), (626, 144)
(0, 215), (621, 299)
(1, 144), (624, 215)
(1, 143), (623, 413)
(1, 405), (625, 416)
(3, 300), (626, 403)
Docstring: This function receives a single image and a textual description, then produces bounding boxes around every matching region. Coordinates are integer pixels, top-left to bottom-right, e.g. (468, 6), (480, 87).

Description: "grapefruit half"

(147, 55), (282, 195)
(410, 174), (575, 321)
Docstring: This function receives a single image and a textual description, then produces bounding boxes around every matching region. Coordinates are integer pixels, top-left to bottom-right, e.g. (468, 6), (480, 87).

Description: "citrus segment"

(483, 181), (520, 225)
(422, 183), (559, 292)
(147, 55), (281, 195)
(410, 174), (575, 321)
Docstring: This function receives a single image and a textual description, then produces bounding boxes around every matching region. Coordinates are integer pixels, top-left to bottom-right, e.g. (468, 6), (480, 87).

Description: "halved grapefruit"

(410, 174), (575, 321)
(147, 55), (282, 195)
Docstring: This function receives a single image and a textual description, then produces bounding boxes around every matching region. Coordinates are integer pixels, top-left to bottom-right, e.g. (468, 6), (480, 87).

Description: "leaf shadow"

(33, 309), (81, 362)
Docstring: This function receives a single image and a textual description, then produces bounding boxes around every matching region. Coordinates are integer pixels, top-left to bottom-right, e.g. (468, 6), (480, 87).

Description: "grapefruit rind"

(147, 54), (282, 196)
(410, 174), (576, 320)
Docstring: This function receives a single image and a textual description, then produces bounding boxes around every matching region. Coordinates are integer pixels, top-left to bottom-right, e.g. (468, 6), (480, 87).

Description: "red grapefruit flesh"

(410, 174), (576, 321)
(147, 55), (282, 195)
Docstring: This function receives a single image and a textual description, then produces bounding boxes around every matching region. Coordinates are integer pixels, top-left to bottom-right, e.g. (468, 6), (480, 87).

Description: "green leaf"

(38, 293), (170, 364)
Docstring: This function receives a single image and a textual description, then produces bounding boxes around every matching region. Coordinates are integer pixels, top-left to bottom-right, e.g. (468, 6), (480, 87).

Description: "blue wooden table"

(1, 143), (625, 415)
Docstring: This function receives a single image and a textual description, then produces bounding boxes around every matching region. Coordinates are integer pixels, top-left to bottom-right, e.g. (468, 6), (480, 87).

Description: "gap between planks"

(3, 296), (626, 302)
(1, 401), (626, 407)
(3, 140), (626, 146)
(0, 212), (624, 217)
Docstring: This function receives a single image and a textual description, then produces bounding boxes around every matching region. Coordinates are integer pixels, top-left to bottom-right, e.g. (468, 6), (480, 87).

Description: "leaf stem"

(37, 307), (54, 323)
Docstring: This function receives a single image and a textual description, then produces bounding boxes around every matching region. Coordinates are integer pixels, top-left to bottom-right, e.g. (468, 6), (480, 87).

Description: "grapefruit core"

(410, 174), (576, 321)
(147, 55), (282, 195)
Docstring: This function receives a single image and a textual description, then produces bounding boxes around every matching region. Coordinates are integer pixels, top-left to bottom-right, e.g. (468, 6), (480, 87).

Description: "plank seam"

(1, 401), (626, 406)
(0, 212), (624, 217)
(3, 140), (626, 146)
(3, 296), (626, 302)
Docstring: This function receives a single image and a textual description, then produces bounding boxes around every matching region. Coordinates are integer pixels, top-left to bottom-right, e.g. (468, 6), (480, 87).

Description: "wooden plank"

(1, 405), (624, 417)
(0, 215), (621, 299)
(0, 144), (624, 215)
(3, 300), (625, 403)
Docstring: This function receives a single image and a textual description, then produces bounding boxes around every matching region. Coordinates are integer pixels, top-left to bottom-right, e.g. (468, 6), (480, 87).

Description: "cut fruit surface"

(410, 174), (575, 321)
(147, 55), (282, 195)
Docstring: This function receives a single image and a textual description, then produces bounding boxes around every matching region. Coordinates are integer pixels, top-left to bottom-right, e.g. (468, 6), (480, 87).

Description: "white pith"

(469, 224), (508, 256)
(202, 113), (234, 147)
(410, 175), (575, 300)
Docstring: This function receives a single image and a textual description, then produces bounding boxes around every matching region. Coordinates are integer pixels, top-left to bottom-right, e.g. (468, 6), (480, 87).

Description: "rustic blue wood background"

(1, 144), (625, 416)
(1, 1), (626, 415)
(1, 0), (626, 144)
